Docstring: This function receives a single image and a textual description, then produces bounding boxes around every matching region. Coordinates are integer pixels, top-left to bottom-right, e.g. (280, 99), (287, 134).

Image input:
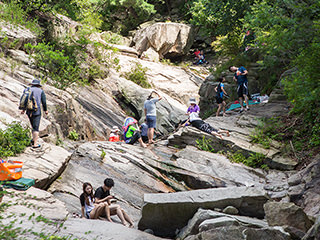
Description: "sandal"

(32, 144), (41, 148)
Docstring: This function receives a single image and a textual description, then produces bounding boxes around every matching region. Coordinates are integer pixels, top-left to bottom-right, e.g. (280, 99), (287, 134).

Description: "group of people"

(80, 178), (134, 227)
(108, 91), (162, 148)
(193, 49), (208, 65)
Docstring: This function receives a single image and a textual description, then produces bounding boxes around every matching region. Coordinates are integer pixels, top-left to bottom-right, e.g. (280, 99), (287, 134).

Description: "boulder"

(223, 206), (239, 215)
(184, 226), (291, 240)
(288, 155), (320, 218)
(168, 110), (298, 171)
(264, 201), (313, 232)
(132, 22), (195, 59)
(302, 216), (320, 240)
(1, 189), (164, 240)
(9, 142), (72, 189)
(138, 187), (269, 237)
(162, 146), (266, 189)
(177, 208), (269, 239)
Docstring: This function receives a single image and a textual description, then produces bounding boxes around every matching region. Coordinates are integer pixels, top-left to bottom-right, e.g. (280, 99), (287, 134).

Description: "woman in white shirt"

(80, 182), (111, 221)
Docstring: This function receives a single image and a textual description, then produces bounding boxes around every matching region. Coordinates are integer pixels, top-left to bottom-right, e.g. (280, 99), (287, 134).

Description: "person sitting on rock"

(182, 112), (230, 139)
(124, 123), (147, 148)
(94, 178), (134, 228)
(139, 119), (149, 143)
(80, 182), (112, 221)
(179, 98), (200, 127)
(109, 126), (121, 142)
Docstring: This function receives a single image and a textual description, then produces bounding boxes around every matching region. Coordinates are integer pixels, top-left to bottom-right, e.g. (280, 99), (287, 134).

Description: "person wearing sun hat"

(186, 97), (200, 115)
(20, 79), (48, 148)
(108, 126), (121, 142)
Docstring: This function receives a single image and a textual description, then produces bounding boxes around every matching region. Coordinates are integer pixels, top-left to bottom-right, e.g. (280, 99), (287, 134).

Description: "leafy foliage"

(226, 150), (267, 169)
(188, 0), (256, 36)
(68, 130), (79, 141)
(0, 1), (42, 35)
(196, 136), (215, 152)
(122, 62), (151, 88)
(0, 122), (30, 158)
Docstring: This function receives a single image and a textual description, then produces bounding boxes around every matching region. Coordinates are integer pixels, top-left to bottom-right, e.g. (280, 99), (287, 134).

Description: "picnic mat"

(226, 100), (260, 112)
(0, 178), (35, 191)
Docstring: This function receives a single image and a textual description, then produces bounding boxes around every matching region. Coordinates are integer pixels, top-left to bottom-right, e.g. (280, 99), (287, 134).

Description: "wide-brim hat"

(189, 98), (197, 105)
(111, 126), (120, 133)
(30, 79), (42, 87)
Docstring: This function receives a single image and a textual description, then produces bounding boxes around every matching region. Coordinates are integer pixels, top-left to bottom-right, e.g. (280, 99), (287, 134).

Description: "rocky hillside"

(0, 13), (319, 240)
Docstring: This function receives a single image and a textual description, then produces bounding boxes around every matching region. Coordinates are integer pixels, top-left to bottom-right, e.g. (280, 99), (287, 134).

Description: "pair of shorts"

(216, 96), (223, 104)
(28, 114), (41, 132)
(237, 82), (248, 98)
(146, 116), (157, 128)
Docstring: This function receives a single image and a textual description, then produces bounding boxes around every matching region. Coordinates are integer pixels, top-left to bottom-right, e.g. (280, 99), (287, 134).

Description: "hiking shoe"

(239, 109), (244, 113)
(246, 107), (250, 111)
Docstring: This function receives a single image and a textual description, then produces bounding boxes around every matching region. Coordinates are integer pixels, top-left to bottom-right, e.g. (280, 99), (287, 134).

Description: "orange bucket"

(0, 160), (23, 181)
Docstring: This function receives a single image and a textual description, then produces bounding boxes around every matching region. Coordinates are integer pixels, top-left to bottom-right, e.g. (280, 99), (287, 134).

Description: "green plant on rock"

(122, 62), (151, 88)
(196, 136), (215, 152)
(68, 130), (79, 141)
(100, 150), (106, 160)
(0, 122), (30, 158)
(0, 1), (42, 35)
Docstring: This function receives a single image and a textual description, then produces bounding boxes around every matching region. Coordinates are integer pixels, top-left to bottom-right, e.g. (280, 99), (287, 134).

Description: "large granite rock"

(138, 186), (269, 237)
(168, 108), (298, 171)
(9, 142), (72, 189)
(132, 22), (195, 59)
(161, 146), (266, 189)
(48, 141), (187, 224)
(288, 155), (320, 218)
(264, 201), (313, 232)
(1, 188), (164, 240)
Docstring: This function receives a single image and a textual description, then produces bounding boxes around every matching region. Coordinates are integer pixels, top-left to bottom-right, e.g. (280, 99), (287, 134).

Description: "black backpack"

(18, 87), (38, 112)
(216, 83), (222, 97)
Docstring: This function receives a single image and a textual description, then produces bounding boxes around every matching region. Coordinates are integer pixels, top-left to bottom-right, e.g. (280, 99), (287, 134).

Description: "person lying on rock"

(182, 112), (230, 139)
(94, 178), (134, 228)
(80, 182), (112, 221)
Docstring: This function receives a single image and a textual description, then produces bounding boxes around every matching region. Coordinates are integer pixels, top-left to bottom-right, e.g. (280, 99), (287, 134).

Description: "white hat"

(189, 98), (197, 105)
(111, 126), (120, 132)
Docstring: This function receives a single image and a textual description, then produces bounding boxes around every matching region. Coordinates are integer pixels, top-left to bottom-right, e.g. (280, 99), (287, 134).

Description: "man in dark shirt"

(229, 66), (250, 112)
(95, 178), (134, 227)
(20, 79), (48, 148)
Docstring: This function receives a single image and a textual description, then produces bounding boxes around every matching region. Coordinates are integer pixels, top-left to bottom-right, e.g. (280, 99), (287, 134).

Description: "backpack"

(216, 83), (222, 97)
(18, 87), (38, 112)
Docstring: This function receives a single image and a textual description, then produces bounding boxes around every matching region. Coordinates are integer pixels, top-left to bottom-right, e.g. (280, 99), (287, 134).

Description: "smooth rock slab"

(10, 142), (72, 189)
(138, 187), (269, 237)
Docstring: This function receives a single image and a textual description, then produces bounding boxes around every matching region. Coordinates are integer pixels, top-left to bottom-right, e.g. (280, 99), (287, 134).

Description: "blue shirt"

(234, 66), (248, 85)
(218, 83), (224, 98)
(26, 86), (47, 116)
(144, 98), (159, 116)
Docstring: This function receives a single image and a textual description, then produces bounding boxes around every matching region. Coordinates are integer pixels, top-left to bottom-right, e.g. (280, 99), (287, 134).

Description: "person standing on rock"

(80, 182), (112, 221)
(95, 178), (134, 228)
(229, 66), (249, 112)
(20, 79), (48, 148)
(144, 91), (162, 144)
(215, 77), (228, 117)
